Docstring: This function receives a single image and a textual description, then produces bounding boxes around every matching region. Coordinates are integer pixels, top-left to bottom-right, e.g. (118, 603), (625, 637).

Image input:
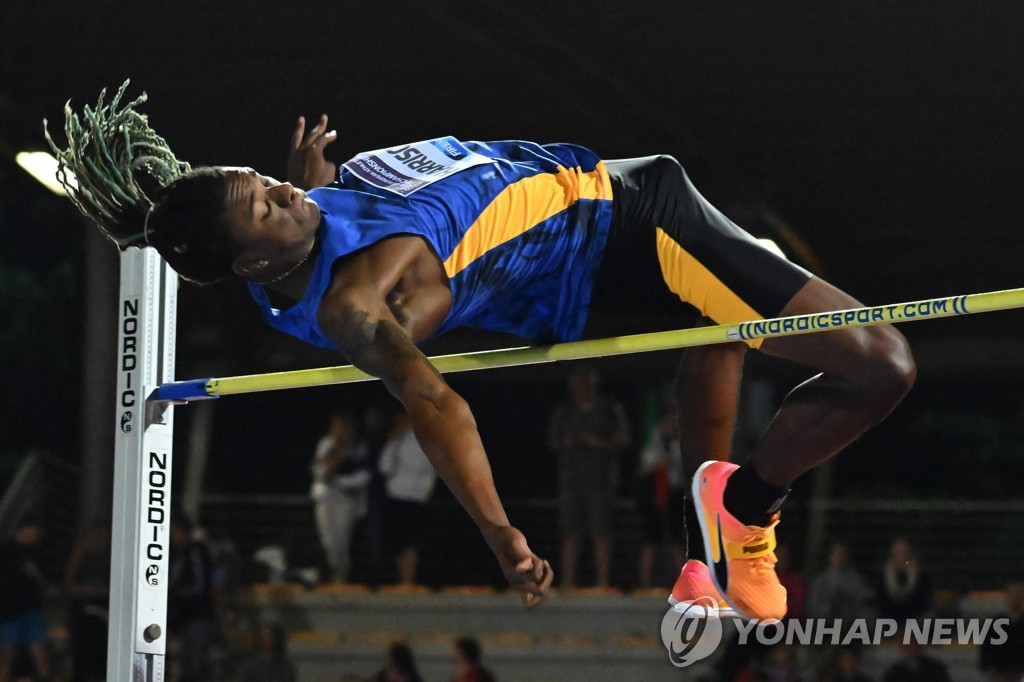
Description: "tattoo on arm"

(327, 302), (442, 398)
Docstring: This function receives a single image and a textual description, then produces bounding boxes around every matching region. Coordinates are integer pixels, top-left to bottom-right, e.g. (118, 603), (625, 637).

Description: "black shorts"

(586, 156), (812, 347)
(386, 498), (427, 553)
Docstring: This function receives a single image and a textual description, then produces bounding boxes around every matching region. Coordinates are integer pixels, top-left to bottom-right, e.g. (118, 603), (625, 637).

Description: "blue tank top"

(248, 139), (613, 349)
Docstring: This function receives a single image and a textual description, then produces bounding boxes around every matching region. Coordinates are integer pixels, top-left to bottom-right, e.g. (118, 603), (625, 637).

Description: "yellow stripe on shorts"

(443, 163), (611, 278)
(655, 226), (765, 348)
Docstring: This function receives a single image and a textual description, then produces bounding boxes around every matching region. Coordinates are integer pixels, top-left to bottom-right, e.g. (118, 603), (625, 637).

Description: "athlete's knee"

(858, 325), (916, 406)
(647, 154), (688, 187)
(650, 154), (683, 172)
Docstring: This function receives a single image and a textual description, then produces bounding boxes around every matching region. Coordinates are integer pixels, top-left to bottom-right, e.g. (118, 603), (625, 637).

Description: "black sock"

(721, 464), (790, 527)
(683, 497), (705, 564)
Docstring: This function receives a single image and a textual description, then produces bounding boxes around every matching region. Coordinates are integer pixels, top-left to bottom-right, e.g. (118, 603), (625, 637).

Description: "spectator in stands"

(806, 542), (873, 623)
(775, 543), (807, 623)
(883, 636), (951, 682)
(363, 405), (397, 582)
(372, 641), (423, 682)
(379, 414), (438, 585)
(0, 518), (52, 682)
(451, 636), (495, 682)
(822, 646), (871, 682)
(169, 515), (220, 682)
(310, 410), (373, 583)
(878, 537), (932, 622)
(980, 582), (1024, 682)
(636, 408), (685, 589)
(236, 621), (297, 682)
(63, 522), (111, 682)
(548, 366), (630, 589)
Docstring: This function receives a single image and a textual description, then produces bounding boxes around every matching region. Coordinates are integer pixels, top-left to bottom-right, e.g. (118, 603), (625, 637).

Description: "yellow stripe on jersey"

(443, 162), (611, 278)
(655, 227), (765, 349)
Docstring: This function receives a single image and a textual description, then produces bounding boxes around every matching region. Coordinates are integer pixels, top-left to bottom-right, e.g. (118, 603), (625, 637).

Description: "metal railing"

(200, 494), (1024, 592)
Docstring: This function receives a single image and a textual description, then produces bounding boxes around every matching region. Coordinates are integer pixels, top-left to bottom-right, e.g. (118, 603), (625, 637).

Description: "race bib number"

(343, 137), (492, 196)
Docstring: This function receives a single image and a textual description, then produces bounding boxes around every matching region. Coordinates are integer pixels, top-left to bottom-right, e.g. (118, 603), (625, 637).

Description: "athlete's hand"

(485, 525), (553, 608)
(286, 114), (338, 190)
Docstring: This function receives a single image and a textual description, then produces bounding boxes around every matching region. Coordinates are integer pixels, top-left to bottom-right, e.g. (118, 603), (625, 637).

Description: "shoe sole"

(667, 595), (739, 619)
(692, 460), (755, 621)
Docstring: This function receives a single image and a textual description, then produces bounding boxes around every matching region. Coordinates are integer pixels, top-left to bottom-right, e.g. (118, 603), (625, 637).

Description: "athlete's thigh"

(599, 155), (811, 348)
(759, 277), (913, 380)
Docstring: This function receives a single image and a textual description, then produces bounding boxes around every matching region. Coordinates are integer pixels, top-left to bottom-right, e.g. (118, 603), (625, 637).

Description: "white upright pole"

(108, 247), (177, 681)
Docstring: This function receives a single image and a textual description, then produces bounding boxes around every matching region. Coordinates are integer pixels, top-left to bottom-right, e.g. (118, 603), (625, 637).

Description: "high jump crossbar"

(152, 287), (1024, 403)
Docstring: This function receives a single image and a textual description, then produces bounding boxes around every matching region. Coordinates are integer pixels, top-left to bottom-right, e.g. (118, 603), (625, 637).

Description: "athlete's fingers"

(513, 556), (552, 596)
(517, 563), (553, 609)
(321, 131), (339, 149)
(303, 114), (329, 148)
(514, 556), (534, 575)
(522, 591), (543, 608)
(290, 116), (305, 150)
(536, 560), (553, 594)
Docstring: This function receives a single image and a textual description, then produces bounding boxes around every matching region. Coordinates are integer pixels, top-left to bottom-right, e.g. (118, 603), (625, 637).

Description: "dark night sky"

(4, 1), (1022, 308)
(2, 1), (1023, 493)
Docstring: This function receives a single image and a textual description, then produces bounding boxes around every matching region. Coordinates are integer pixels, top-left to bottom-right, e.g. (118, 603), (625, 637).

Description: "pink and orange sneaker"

(668, 559), (737, 618)
(692, 460), (787, 621)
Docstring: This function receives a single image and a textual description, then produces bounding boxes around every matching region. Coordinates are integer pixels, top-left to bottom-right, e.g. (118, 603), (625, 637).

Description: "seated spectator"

(451, 636), (495, 682)
(980, 582), (1024, 682)
(372, 642), (423, 682)
(883, 637), (951, 682)
(878, 537), (932, 622)
(807, 542), (873, 623)
(236, 621), (296, 682)
(0, 518), (52, 682)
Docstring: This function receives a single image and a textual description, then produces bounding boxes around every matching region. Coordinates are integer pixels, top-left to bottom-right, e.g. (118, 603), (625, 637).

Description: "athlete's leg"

(598, 155), (914, 618)
(676, 341), (746, 478)
(749, 277), (915, 485)
(676, 341), (746, 565)
(691, 278), (913, 620)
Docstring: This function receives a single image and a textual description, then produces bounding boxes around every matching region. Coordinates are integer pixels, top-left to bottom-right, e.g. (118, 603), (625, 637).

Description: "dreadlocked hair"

(45, 80), (239, 284)
(144, 169), (238, 284)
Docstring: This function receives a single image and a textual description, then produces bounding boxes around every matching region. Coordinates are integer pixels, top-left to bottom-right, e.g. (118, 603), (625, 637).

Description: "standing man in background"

(379, 414), (438, 585)
(548, 367), (630, 589)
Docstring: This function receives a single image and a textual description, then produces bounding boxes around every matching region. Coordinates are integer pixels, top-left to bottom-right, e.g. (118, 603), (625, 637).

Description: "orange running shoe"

(692, 460), (787, 621)
(668, 559), (737, 618)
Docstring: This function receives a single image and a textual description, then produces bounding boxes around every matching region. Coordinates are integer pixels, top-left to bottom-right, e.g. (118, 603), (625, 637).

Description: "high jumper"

(48, 82), (916, 619)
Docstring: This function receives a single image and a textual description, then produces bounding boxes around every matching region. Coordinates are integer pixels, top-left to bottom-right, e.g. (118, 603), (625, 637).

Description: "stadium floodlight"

(16, 150), (74, 196)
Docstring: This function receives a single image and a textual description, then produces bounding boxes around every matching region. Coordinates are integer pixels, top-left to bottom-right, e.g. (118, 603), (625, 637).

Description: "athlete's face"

(222, 169), (321, 279)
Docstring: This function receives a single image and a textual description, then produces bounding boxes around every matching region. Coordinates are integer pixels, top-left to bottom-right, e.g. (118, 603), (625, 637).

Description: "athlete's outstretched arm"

(318, 276), (552, 605)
